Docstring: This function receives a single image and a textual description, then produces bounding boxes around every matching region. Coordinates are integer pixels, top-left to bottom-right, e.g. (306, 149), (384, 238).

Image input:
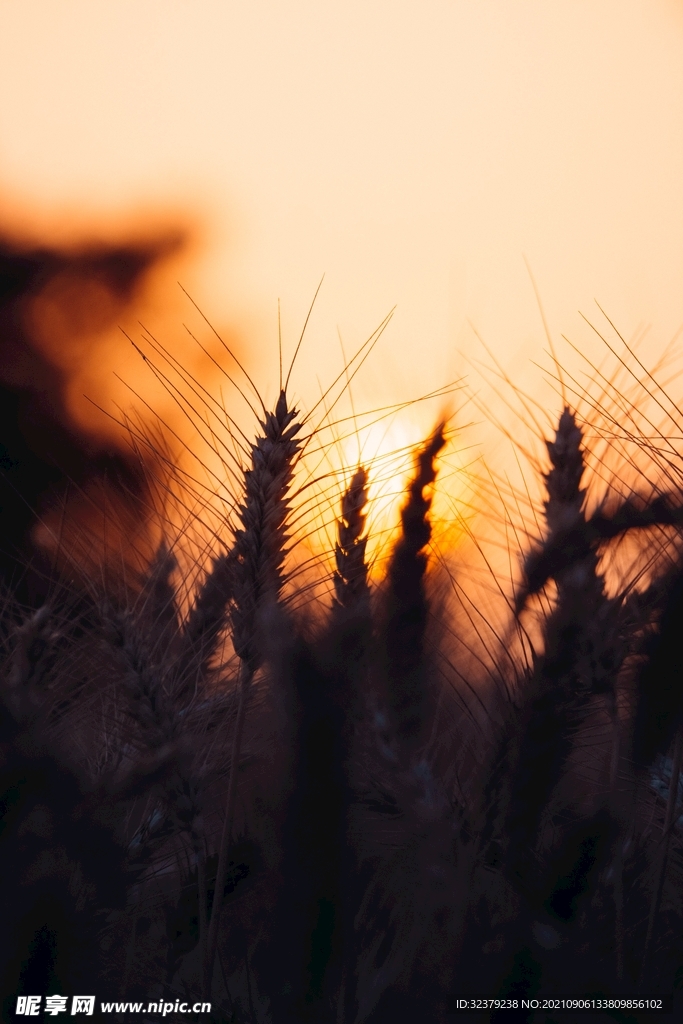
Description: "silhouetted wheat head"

(3, 309), (683, 1024)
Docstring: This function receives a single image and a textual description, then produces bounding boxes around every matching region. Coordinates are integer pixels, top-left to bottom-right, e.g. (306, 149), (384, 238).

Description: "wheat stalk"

(491, 411), (615, 891)
(203, 388), (302, 998)
(382, 425), (445, 755)
(640, 726), (683, 984)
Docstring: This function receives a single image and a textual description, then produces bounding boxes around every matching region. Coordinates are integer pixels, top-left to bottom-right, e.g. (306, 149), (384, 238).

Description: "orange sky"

(1, 0), (682, 526)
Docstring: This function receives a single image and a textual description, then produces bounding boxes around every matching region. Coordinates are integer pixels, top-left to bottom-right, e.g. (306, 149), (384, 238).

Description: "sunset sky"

(1, 0), (682, 483)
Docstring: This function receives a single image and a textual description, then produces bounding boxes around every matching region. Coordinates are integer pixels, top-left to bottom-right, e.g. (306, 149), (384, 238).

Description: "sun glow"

(1, 0), (681, 604)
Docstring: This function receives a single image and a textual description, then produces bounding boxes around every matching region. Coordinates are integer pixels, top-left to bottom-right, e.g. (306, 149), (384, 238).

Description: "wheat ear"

(333, 466), (369, 609)
(497, 410), (617, 890)
(176, 551), (233, 694)
(204, 388), (302, 997)
(383, 425), (445, 751)
(518, 406), (598, 607)
(102, 567), (176, 753)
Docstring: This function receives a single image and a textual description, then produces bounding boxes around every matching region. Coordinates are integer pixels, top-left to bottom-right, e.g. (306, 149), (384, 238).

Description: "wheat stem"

(203, 389), (301, 998)
(640, 726), (683, 985)
(203, 660), (251, 995)
(196, 832), (208, 969)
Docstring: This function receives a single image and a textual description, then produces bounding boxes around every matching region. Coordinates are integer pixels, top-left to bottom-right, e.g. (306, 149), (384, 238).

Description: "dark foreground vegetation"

(2, 321), (683, 1024)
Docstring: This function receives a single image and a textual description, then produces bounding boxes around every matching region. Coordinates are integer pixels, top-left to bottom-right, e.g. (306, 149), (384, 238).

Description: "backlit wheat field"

(2, 236), (683, 1023)
(2, 3), (683, 1023)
